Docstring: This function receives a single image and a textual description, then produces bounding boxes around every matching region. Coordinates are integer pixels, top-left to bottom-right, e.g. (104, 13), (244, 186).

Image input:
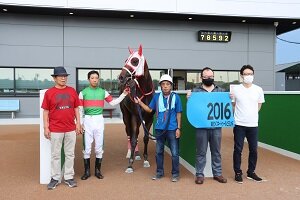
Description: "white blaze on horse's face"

(124, 45), (145, 77)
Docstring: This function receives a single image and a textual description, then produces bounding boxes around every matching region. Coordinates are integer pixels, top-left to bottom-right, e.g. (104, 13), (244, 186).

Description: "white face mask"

(243, 75), (254, 84)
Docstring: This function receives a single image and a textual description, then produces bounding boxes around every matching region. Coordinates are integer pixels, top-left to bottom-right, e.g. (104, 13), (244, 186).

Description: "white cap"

(159, 74), (173, 84)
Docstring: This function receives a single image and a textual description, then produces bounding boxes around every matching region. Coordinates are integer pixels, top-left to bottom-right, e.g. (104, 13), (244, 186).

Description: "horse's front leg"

(126, 137), (141, 160)
(143, 135), (150, 168)
(125, 135), (137, 173)
(143, 116), (153, 168)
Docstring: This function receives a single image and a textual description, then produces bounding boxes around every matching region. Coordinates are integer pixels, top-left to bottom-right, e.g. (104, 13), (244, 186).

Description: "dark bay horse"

(118, 45), (154, 173)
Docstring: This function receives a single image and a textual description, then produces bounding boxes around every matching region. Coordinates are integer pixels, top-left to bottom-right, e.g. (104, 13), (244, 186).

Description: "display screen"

(198, 30), (232, 42)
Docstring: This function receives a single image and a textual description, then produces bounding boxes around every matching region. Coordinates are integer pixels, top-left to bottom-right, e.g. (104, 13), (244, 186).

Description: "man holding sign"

(187, 67), (227, 185)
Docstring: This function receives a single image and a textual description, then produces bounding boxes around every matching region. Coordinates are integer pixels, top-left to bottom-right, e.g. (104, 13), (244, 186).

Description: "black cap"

(51, 66), (70, 77)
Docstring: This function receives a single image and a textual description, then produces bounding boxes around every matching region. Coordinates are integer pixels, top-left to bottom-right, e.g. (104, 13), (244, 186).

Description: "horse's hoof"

(149, 135), (156, 140)
(143, 161), (150, 168)
(135, 155), (141, 161)
(125, 168), (134, 173)
(126, 150), (131, 159)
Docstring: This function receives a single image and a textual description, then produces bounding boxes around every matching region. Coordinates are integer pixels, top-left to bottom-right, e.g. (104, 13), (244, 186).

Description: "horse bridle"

(122, 65), (154, 101)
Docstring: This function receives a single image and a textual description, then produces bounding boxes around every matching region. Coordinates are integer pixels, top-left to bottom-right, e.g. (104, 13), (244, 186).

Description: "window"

(0, 67), (54, 96)
(77, 68), (166, 95)
(0, 68), (14, 94)
(186, 70), (241, 91)
(149, 70), (166, 90)
(186, 72), (201, 89)
(15, 68), (54, 94)
(214, 71), (241, 91)
(286, 73), (300, 80)
(78, 69), (93, 92)
(78, 69), (120, 96)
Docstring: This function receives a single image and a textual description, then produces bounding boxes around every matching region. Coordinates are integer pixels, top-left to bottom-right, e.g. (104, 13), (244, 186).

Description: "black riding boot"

(95, 158), (104, 179)
(81, 158), (91, 180)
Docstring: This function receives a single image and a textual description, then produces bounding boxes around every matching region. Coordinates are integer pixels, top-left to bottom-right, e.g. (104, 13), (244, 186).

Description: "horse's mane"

(142, 60), (151, 81)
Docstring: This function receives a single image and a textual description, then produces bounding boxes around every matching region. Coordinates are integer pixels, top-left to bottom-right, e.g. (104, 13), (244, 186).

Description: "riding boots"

(81, 158), (91, 180)
(95, 158), (104, 179)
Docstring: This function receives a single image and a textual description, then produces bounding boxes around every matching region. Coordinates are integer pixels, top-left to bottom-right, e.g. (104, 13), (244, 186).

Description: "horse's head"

(118, 45), (145, 87)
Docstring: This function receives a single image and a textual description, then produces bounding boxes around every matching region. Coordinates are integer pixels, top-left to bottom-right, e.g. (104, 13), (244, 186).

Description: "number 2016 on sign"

(207, 102), (234, 127)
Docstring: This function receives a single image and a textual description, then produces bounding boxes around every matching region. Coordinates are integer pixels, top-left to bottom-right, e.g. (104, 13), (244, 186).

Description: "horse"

(118, 45), (154, 173)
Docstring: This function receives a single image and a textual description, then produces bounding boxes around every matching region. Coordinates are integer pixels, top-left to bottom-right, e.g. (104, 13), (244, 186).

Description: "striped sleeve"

(104, 90), (113, 102)
(78, 91), (84, 106)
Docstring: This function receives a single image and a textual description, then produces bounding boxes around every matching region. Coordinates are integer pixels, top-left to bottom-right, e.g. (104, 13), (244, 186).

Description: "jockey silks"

(79, 87), (113, 115)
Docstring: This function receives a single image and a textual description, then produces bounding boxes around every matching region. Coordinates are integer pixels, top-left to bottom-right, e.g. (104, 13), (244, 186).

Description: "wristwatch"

(177, 127), (181, 130)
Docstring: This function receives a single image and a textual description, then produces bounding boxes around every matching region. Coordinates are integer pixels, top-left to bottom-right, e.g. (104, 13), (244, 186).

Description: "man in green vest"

(79, 70), (128, 180)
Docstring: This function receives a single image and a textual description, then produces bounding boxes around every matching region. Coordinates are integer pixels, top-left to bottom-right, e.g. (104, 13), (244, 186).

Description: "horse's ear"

(128, 46), (134, 54)
(138, 45), (143, 56)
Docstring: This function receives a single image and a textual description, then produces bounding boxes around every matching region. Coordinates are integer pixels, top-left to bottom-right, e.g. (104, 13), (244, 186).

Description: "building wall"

(275, 72), (286, 91)
(286, 80), (300, 91)
(0, 14), (64, 67)
(0, 13), (276, 117)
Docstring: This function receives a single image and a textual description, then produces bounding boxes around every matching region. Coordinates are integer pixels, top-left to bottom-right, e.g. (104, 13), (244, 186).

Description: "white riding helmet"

(159, 74), (173, 84)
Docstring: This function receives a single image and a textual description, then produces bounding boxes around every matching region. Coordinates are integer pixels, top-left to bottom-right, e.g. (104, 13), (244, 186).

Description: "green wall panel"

(259, 94), (300, 154)
(178, 94), (196, 166)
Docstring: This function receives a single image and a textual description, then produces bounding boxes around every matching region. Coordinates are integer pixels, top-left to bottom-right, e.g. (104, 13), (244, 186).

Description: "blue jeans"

(233, 125), (258, 174)
(195, 128), (222, 177)
(155, 129), (179, 177)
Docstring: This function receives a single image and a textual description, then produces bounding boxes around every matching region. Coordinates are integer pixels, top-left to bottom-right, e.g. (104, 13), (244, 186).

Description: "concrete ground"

(0, 121), (299, 200)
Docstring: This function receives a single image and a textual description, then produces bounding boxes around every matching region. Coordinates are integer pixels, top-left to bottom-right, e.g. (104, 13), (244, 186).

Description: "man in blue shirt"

(135, 74), (182, 182)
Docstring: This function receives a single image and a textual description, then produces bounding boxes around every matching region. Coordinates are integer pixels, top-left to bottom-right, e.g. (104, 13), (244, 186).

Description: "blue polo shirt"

(149, 92), (182, 131)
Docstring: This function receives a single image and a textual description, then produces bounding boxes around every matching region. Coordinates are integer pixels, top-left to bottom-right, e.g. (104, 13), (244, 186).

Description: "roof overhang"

(1, 5), (299, 35)
(276, 61), (300, 73)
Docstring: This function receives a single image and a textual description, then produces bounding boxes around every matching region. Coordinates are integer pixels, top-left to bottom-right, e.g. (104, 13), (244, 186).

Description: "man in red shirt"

(41, 66), (81, 190)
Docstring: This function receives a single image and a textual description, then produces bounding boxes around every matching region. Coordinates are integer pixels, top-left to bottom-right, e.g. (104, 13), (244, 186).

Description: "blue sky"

(276, 28), (300, 64)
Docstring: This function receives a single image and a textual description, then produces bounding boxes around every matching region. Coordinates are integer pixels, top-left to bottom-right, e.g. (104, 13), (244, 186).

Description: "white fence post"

(40, 89), (51, 184)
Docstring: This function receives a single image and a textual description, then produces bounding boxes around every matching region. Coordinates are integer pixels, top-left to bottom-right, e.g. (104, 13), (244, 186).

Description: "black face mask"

(202, 78), (214, 86)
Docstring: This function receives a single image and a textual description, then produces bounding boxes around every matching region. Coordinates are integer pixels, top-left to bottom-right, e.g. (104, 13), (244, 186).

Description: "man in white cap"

(41, 66), (82, 190)
(135, 74), (182, 182)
